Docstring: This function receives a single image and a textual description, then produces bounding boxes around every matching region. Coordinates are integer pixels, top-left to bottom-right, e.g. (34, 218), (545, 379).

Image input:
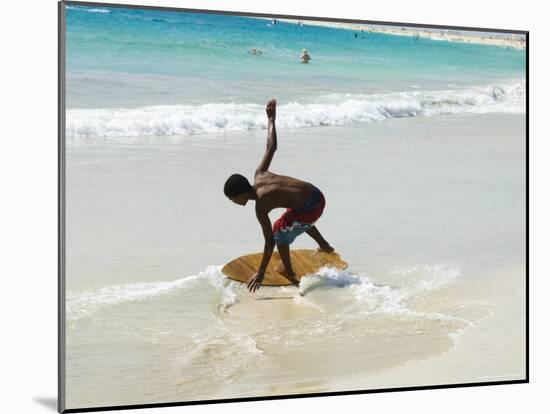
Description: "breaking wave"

(66, 80), (525, 138)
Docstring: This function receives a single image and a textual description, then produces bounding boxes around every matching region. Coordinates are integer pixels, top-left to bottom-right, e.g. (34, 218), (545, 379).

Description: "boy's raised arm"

(255, 99), (278, 175)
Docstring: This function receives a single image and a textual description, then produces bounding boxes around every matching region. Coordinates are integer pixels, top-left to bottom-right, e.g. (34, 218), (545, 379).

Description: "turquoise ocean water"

(65, 5), (525, 138)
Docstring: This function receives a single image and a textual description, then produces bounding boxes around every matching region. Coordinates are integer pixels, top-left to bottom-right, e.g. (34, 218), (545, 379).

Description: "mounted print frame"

(58, 1), (528, 412)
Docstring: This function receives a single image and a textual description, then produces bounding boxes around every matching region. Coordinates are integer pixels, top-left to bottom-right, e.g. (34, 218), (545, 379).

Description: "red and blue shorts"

(272, 186), (326, 245)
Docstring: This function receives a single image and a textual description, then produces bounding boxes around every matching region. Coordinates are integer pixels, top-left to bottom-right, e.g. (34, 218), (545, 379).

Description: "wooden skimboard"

(221, 249), (348, 286)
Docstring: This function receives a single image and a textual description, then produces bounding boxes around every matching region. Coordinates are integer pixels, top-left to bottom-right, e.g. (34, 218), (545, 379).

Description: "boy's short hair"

(224, 174), (252, 197)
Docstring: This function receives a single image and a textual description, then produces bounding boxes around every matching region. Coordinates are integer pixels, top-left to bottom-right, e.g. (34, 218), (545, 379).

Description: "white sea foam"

(67, 6), (111, 13)
(298, 264), (461, 316)
(389, 263), (462, 298)
(66, 80), (525, 138)
(66, 265), (235, 321)
(297, 264), (477, 348)
(176, 329), (264, 389)
(68, 261), (478, 351)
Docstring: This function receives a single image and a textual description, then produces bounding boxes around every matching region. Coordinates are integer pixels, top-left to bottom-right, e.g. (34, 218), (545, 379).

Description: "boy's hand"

(247, 271), (265, 292)
(266, 99), (276, 120)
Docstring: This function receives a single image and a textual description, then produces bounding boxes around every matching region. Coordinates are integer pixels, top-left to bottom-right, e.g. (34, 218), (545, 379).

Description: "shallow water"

(66, 262), (478, 404)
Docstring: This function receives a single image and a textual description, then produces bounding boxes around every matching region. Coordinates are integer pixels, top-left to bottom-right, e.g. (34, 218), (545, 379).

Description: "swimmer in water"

(300, 49), (311, 64)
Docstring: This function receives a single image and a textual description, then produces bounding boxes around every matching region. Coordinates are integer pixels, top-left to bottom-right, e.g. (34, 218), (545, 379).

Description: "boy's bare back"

(253, 171), (314, 213)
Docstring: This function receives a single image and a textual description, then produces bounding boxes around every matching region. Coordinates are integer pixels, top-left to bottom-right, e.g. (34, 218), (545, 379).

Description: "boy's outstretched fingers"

(247, 272), (264, 292)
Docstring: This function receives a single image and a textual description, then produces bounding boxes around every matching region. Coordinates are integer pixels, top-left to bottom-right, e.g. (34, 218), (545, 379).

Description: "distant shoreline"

(265, 18), (526, 50)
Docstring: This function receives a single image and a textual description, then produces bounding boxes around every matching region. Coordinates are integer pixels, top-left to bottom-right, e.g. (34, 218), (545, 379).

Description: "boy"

(224, 99), (334, 292)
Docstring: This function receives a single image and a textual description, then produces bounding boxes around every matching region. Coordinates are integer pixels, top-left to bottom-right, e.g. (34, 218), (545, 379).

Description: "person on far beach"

(300, 49), (311, 63)
(223, 99), (334, 292)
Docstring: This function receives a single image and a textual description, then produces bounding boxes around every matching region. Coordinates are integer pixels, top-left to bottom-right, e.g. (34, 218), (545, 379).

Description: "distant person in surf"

(300, 49), (311, 63)
(223, 99), (334, 292)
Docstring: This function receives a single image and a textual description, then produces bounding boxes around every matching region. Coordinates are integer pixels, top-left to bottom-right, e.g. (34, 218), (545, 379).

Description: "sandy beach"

(65, 114), (525, 407)
(272, 18), (526, 49)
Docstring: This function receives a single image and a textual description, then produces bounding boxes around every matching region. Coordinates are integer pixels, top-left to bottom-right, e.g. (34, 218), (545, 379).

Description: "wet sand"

(65, 114), (526, 408)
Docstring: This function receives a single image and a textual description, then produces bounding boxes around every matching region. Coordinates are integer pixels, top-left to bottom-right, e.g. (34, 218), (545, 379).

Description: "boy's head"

(224, 174), (252, 205)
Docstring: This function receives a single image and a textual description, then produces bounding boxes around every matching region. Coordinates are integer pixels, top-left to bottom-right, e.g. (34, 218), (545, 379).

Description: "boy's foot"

(276, 260), (296, 278)
(317, 244), (335, 254)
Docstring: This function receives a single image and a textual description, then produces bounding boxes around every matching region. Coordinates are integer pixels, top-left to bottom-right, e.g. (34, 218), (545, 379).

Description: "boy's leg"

(306, 225), (334, 253)
(276, 243), (296, 277)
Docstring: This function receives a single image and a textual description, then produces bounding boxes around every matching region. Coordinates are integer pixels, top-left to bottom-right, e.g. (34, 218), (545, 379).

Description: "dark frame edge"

(525, 31), (530, 383)
(61, 380), (528, 413)
(58, 1), (67, 413)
